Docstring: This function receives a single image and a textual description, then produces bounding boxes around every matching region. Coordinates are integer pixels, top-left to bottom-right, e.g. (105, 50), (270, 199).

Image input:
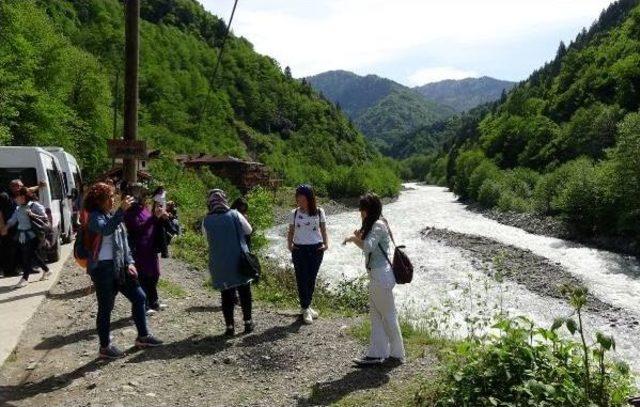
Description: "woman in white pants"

(343, 193), (405, 366)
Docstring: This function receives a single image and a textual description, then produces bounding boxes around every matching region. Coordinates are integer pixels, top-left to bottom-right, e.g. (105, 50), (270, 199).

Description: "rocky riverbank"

(422, 227), (640, 330)
(466, 203), (639, 258)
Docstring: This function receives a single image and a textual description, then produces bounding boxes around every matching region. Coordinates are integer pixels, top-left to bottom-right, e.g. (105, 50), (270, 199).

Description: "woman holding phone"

(85, 182), (163, 359)
(287, 185), (329, 325)
(343, 193), (404, 366)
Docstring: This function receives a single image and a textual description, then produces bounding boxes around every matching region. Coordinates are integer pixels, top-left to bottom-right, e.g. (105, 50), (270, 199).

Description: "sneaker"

(244, 321), (254, 334)
(99, 344), (125, 359)
(224, 326), (235, 337)
(353, 356), (385, 367)
(14, 278), (28, 289)
(309, 308), (319, 319)
(302, 308), (313, 325)
(135, 335), (163, 348)
(145, 308), (157, 316)
(40, 270), (52, 281)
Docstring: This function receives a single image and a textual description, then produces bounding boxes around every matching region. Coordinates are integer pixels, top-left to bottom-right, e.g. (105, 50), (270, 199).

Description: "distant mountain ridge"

(414, 76), (516, 113)
(306, 70), (455, 152)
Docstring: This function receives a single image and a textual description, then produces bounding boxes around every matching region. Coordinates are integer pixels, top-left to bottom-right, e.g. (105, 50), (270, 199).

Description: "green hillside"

(307, 70), (455, 153)
(414, 77), (515, 113)
(423, 0), (640, 239)
(0, 0), (399, 197)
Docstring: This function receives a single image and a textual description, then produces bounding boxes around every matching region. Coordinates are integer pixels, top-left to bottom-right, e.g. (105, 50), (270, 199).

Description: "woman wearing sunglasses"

(287, 185), (329, 324)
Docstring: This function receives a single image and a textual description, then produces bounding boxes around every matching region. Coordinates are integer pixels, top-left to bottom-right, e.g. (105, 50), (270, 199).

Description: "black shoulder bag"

(232, 210), (261, 283)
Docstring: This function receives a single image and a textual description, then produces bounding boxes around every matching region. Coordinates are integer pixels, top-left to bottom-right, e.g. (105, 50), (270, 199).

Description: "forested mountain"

(414, 77), (515, 113)
(0, 0), (399, 197)
(422, 0), (640, 239)
(307, 70), (455, 152)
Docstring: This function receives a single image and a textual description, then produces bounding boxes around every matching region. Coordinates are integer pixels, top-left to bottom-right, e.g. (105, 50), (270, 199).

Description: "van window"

(47, 169), (65, 200)
(0, 168), (37, 194)
(73, 171), (82, 190)
(61, 172), (69, 193)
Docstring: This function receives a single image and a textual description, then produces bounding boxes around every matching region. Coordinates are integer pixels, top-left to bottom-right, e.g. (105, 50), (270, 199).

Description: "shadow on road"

(240, 319), (302, 348)
(124, 333), (232, 364)
(296, 364), (398, 406)
(0, 358), (115, 406)
(34, 317), (131, 351)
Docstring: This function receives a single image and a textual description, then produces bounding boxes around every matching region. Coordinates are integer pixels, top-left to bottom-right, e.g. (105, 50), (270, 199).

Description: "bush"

(327, 160), (401, 198)
(478, 179), (503, 208)
(246, 187), (275, 252)
(551, 158), (600, 234)
(469, 159), (501, 201)
(418, 314), (634, 407)
(454, 150), (487, 199)
(426, 155), (449, 186)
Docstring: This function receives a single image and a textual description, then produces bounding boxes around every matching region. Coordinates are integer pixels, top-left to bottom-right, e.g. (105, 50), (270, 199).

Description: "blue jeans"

(292, 243), (324, 309)
(90, 261), (149, 347)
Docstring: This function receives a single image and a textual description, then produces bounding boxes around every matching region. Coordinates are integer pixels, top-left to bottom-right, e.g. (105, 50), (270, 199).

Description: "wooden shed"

(177, 154), (280, 193)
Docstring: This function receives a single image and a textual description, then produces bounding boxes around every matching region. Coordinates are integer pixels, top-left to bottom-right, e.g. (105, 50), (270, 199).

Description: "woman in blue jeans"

(287, 185), (329, 324)
(84, 182), (163, 359)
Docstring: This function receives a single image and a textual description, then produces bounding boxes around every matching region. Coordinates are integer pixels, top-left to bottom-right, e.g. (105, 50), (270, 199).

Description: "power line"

(199, 0), (239, 121)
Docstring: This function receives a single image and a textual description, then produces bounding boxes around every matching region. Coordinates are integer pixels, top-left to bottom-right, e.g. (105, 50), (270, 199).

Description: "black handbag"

(232, 211), (261, 282)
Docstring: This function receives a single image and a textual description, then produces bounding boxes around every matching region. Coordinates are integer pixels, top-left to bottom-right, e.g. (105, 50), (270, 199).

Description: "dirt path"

(0, 258), (433, 406)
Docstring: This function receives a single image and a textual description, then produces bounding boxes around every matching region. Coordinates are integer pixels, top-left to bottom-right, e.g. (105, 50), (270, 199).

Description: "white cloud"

(407, 67), (479, 86)
(200, 0), (616, 84)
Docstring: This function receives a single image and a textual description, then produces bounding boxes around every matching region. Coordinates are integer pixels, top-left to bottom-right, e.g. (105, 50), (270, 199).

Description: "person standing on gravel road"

(203, 189), (254, 337)
(343, 193), (405, 367)
(287, 185), (329, 325)
(124, 184), (170, 316)
(84, 182), (163, 359)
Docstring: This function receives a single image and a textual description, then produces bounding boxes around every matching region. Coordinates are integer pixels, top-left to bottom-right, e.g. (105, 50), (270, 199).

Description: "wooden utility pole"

(123, 0), (140, 183)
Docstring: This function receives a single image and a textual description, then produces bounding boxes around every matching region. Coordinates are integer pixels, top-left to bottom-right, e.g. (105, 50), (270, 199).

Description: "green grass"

(253, 259), (369, 317)
(157, 279), (188, 299)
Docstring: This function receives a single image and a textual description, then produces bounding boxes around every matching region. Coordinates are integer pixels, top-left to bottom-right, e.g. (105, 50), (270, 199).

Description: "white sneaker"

(146, 308), (157, 316)
(14, 278), (28, 289)
(40, 271), (52, 281)
(309, 308), (319, 319)
(302, 308), (313, 325)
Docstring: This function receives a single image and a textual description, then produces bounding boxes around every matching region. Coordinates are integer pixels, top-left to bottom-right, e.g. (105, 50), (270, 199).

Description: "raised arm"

(88, 209), (125, 236)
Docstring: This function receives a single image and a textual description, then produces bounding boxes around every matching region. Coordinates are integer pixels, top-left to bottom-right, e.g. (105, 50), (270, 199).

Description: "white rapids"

(266, 183), (640, 373)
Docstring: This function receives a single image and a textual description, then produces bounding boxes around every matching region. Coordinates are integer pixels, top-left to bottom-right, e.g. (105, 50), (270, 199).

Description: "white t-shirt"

(290, 207), (326, 245)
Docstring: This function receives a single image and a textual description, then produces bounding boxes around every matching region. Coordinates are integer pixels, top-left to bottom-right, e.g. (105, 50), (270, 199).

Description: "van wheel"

(48, 239), (61, 263)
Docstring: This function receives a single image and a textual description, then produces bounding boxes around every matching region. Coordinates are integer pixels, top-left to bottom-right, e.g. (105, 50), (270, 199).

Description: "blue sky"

(200, 0), (616, 86)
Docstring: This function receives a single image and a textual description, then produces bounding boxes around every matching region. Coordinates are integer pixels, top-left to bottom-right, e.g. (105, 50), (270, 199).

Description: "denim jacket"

(87, 209), (134, 278)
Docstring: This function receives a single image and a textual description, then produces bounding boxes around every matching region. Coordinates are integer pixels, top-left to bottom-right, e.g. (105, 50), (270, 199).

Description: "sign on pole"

(107, 139), (147, 159)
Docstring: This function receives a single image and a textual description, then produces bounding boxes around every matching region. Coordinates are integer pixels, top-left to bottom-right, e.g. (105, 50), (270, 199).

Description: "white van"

(0, 147), (72, 262)
(45, 147), (83, 238)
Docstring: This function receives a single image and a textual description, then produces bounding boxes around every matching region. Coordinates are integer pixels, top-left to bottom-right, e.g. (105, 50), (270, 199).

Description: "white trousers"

(366, 281), (405, 359)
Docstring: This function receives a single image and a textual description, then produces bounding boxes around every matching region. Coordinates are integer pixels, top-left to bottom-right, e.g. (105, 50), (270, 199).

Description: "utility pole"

(123, 0), (140, 184)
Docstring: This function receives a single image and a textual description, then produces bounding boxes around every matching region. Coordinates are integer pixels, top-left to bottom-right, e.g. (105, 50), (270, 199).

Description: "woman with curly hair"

(84, 182), (163, 359)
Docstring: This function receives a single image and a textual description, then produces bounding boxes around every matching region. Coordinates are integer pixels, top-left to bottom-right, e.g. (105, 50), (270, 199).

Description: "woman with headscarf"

(123, 184), (168, 315)
(202, 189), (254, 336)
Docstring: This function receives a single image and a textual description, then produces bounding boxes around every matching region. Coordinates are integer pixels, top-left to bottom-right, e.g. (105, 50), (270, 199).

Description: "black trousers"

(139, 274), (160, 310)
(221, 284), (252, 327)
(19, 238), (48, 280)
(0, 234), (18, 275)
(292, 243), (324, 309)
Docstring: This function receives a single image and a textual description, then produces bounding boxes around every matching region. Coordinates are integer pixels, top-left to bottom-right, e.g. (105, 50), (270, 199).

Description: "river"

(266, 183), (640, 373)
